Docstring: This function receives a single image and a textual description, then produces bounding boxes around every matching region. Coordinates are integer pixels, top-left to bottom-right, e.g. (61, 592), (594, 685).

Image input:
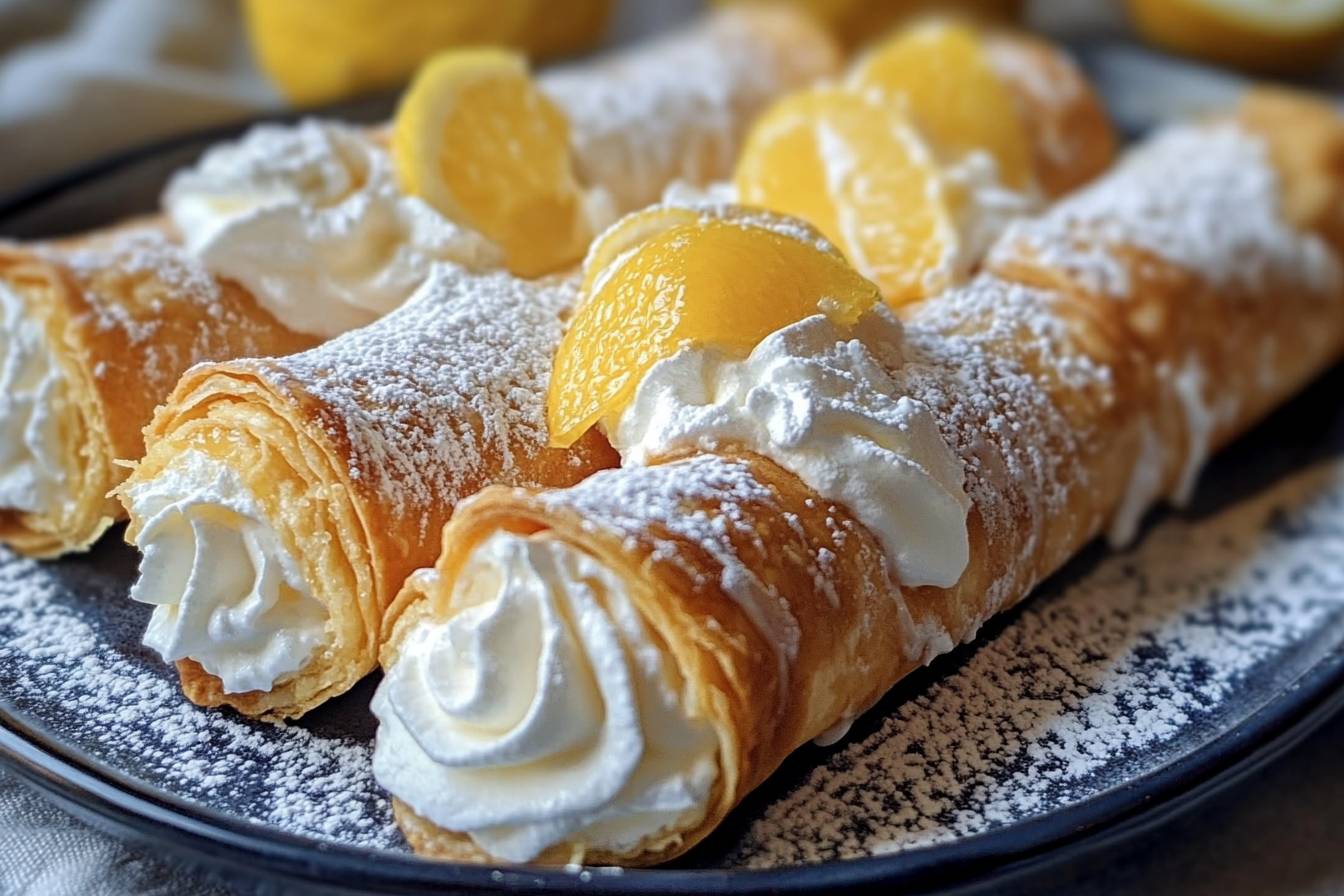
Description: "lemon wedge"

(391, 49), (592, 278)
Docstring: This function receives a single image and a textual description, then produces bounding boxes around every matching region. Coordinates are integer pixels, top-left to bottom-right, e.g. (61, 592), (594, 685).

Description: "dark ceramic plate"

(1, 103), (1344, 896)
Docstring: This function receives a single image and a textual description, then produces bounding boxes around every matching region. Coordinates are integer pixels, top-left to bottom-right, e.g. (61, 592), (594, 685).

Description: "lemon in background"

(1127, 0), (1344, 73)
(712, 0), (1022, 47)
(244, 0), (614, 105)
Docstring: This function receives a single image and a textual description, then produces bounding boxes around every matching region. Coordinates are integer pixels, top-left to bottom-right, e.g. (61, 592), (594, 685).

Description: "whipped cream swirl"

(164, 119), (502, 338)
(0, 281), (68, 516)
(126, 451), (327, 694)
(613, 308), (972, 589)
(372, 531), (719, 862)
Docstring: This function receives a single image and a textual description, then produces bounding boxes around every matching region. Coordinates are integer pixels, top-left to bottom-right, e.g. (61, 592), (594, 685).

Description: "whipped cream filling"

(372, 531), (719, 862)
(1170, 354), (1222, 506)
(612, 308), (972, 590)
(164, 120), (502, 338)
(125, 451), (327, 694)
(0, 281), (69, 516)
(1107, 420), (1166, 548)
(935, 149), (1040, 292)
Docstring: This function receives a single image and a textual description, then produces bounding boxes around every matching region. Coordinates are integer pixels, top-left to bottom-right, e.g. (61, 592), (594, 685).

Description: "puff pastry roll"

(0, 223), (316, 557)
(371, 92), (1344, 865)
(987, 89), (1344, 542)
(118, 270), (617, 719)
(539, 5), (841, 212)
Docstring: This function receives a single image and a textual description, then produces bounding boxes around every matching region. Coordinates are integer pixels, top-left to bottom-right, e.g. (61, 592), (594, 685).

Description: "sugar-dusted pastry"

(0, 223), (317, 558)
(539, 4), (842, 214)
(987, 89), (1344, 543)
(732, 19), (1116, 305)
(371, 91), (1344, 865)
(3, 6), (837, 558)
(118, 269), (619, 718)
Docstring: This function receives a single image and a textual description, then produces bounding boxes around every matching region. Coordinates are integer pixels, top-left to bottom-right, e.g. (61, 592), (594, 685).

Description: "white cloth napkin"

(0, 770), (228, 896)
(0, 0), (279, 199)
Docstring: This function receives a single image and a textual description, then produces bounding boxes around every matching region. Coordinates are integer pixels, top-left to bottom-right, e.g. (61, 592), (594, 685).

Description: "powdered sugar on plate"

(0, 549), (400, 848)
(723, 451), (1344, 867)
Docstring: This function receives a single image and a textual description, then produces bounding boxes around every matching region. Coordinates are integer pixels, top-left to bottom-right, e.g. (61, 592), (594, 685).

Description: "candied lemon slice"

(391, 49), (591, 277)
(1128, 0), (1344, 73)
(849, 19), (1033, 191)
(734, 86), (962, 305)
(548, 213), (880, 447)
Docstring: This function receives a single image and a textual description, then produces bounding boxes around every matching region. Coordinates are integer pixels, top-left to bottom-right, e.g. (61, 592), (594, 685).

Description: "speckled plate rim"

(3, 113), (1344, 896)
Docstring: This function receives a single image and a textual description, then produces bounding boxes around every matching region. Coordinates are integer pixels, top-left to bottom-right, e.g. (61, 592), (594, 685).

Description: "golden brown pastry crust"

(122, 272), (619, 719)
(0, 217), (315, 557)
(986, 29), (1118, 197)
(988, 90), (1344, 509)
(545, 5), (842, 212)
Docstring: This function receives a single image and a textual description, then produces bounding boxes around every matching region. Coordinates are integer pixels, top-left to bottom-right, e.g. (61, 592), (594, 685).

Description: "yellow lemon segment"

(548, 214), (880, 447)
(734, 86), (961, 305)
(578, 206), (708, 301)
(392, 49), (592, 278)
(1128, 0), (1344, 73)
(849, 19), (1034, 191)
(578, 202), (848, 301)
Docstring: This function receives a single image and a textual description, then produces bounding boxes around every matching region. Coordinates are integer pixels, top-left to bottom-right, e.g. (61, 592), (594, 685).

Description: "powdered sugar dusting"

(541, 8), (836, 212)
(902, 276), (1094, 582)
(990, 123), (1344, 299)
(538, 455), (805, 665)
(60, 228), (222, 323)
(0, 549), (398, 847)
(36, 227), (298, 387)
(228, 266), (577, 540)
(726, 455), (1344, 866)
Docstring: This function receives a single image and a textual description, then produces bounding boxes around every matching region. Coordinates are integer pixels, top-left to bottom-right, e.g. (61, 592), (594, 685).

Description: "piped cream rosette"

(372, 92), (1344, 866)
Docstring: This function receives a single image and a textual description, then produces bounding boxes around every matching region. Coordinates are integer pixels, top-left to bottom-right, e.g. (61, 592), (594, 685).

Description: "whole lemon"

(1127, 0), (1344, 74)
(244, 0), (613, 105)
